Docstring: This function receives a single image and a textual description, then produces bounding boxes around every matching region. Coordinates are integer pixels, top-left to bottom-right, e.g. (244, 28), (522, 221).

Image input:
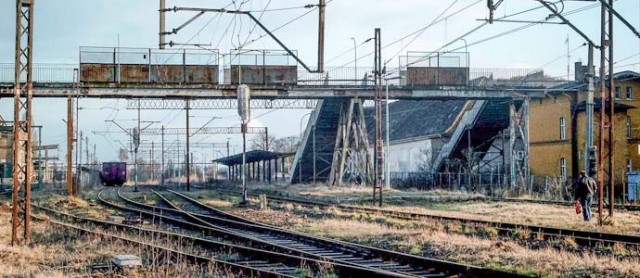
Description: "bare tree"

(462, 147), (480, 174)
(462, 147), (480, 192)
(416, 147), (433, 172)
(118, 148), (129, 162)
(250, 133), (277, 151)
(272, 136), (299, 153)
(444, 158), (462, 173)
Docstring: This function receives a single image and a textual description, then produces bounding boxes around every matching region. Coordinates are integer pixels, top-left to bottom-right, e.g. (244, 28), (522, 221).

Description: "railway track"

(30, 205), (293, 277)
(110, 187), (517, 277)
(491, 197), (640, 211)
(210, 187), (640, 251)
(100, 190), (416, 277)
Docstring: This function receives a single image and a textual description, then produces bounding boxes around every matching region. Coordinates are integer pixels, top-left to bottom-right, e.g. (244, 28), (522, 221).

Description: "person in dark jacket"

(574, 170), (596, 221)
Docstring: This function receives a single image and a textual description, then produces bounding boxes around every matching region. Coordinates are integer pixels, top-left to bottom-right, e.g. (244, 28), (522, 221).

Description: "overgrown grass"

(224, 204), (640, 277)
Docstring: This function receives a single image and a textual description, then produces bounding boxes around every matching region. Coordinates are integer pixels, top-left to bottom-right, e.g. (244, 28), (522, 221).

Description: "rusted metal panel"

(80, 63), (115, 83)
(264, 66), (297, 85)
(151, 65), (183, 84)
(230, 65), (263, 84)
(185, 65), (218, 84)
(407, 67), (468, 86)
(229, 65), (296, 85)
(439, 68), (469, 86)
(120, 64), (149, 83)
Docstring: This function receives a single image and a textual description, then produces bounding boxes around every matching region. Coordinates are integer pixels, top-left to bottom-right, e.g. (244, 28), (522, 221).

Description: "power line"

(323, 0), (483, 68)
(240, 0), (273, 48)
(246, 4), (318, 13)
(385, 1), (605, 76)
(385, 0), (464, 65)
(162, 2), (236, 64)
(242, 0), (334, 48)
(536, 43), (586, 70)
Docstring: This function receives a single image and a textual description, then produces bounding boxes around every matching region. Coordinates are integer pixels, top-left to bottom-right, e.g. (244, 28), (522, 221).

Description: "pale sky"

(0, 0), (639, 164)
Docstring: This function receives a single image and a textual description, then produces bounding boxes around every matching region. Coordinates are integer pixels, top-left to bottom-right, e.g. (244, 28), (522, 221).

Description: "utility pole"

(159, 0), (166, 49)
(134, 100), (141, 192)
(66, 95), (74, 196)
(317, 0), (325, 72)
(12, 0), (35, 246)
(598, 0), (615, 225)
(177, 136), (181, 186)
(78, 130), (82, 194)
(585, 44), (595, 174)
(161, 126), (165, 186)
(238, 85), (251, 205)
(373, 28), (383, 207)
(151, 141), (154, 181)
(265, 127), (269, 151)
(607, 0), (615, 219)
(566, 34), (570, 80)
(185, 99), (191, 191)
(190, 152), (194, 183)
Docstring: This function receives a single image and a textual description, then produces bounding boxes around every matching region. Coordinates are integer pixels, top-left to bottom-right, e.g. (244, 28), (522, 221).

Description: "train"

(99, 162), (127, 187)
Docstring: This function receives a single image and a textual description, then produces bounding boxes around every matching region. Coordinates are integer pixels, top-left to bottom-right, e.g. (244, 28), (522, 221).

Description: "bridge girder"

(0, 84), (548, 100)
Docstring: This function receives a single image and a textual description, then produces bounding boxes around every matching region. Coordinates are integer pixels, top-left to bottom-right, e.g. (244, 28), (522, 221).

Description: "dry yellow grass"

(221, 183), (483, 204)
(230, 206), (640, 277)
(0, 206), (241, 277)
(383, 202), (640, 235)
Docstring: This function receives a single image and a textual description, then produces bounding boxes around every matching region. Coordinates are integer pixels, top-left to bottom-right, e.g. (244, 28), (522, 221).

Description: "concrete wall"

(389, 139), (435, 172)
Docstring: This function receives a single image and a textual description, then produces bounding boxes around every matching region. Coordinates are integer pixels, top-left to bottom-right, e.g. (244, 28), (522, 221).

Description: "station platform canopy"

(213, 150), (294, 166)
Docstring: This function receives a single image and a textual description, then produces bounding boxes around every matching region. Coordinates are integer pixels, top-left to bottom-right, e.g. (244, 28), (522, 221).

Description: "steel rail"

(212, 187), (640, 249)
(141, 189), (428, 277)
(144, 188), (522, 277)
(29, 208), (291, 278)
(32, 203), (392, 278)
(490, 197), (640, 211)
(101, 189), (413, 278)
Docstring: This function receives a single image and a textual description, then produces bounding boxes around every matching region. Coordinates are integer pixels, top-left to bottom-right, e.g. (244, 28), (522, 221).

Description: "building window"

(628, 116), (632, 138)
(627, 87), (633, 100)
(559, 117), (566, 140)
(615, 86), (621, 99)
(560, 158), (567, 179)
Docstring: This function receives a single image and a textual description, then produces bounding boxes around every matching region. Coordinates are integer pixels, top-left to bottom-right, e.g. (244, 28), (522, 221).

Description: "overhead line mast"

(159, 0), (326, 73)
(12, 0), (35, 245)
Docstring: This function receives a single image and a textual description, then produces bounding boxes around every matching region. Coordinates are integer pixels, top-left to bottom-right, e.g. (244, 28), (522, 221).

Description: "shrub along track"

(209, 187), (640, 253)
(113, 187), (519, 278)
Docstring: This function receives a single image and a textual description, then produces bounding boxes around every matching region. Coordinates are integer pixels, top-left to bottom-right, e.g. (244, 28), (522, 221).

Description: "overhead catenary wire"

(323, 0), (483, 69)
(241, 0), (335, 48)
(384, 0), (465, 66)
(161, 2), (236, 65)
(384, 1), (606, 77)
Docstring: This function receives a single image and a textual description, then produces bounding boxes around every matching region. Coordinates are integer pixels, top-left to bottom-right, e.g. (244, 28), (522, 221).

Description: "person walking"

(574, 170), (596, 221)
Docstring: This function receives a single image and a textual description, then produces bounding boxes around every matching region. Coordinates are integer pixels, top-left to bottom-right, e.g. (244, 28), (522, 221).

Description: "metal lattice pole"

(12, 0), (34, 246)
(373, 28), (383, 207)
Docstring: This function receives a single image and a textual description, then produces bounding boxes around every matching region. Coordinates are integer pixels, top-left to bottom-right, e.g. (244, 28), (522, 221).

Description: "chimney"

(574, 61), (587, 81)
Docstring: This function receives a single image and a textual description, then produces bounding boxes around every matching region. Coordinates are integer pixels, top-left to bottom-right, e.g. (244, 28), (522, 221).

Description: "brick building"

(529, 68), (639, 188)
